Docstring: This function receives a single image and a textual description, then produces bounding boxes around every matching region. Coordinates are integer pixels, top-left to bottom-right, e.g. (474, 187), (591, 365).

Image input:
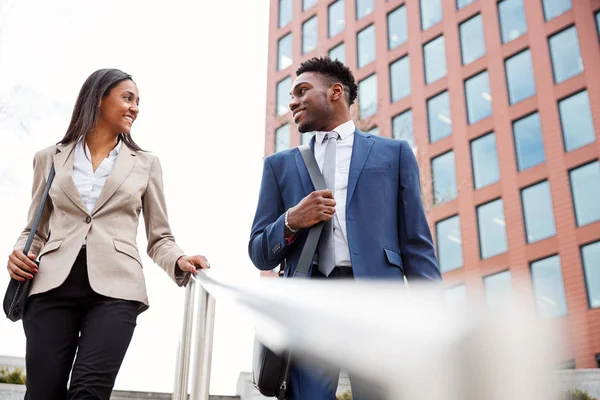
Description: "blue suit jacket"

(249, 130), (441, 282)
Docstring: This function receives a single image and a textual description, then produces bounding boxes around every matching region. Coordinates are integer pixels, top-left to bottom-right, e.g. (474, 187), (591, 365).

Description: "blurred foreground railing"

(171, 270), (565, 400)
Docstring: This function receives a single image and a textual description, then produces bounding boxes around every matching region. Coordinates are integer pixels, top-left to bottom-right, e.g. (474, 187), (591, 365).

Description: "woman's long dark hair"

(58, 68), (143, 151)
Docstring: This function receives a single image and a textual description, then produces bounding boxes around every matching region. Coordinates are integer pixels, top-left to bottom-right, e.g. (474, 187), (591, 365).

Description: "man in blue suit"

(249, 57), (441, 400)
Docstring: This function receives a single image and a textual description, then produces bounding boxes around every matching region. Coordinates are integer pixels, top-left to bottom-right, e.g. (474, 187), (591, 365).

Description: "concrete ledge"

(555, 369), (600, 398)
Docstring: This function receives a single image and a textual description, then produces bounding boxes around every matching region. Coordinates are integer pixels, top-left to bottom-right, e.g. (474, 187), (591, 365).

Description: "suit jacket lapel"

(347, 130), (374, 207)
(54, 142), (90, 216)
(91, 144), (136, 216)
(294, 135), (316, 196)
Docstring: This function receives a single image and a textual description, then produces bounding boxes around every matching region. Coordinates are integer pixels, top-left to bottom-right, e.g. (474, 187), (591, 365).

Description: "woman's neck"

(86, 127), (119, 158)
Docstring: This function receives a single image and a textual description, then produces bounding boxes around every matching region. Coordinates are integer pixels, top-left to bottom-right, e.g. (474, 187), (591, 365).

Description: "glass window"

(329, 0), (345, 38)
(303, 0), (317, 11)
(471, 132), (500, 189)
(390, 56), (411, 103)
(301, 132), (314, 145)
(302, 16), (318, 54)
(358, 74), (378, 118)
(446, 285), (467, 313)
(582, 241), (600, 309)
(569, 161), (600, 227)
(531, 255), (568, 318)
(465, 71), (492, 124)
(427, 91), (452, 143)
(368, 126), (379, 136)
(329, 43), (346, 64)
(424, 36), (447, 84)
(549, 26), (583, 84)
(460, 15), (486, 65)
(275, 124), (291, 153)
(484, 270), (512, 310)
(498, 0), (527, 43)
(276, 76), (292, 116)
(457, 0), (476, 9)
(277, 34), (293, 71)
(421, 0), (442, 31)
(279, 0), (293, 28)
(432, 151), (458, 204)
(392, 109), (414, 148)
(356, 0), (374, 20)
(436, 215), (463, 273)
(505, 49), (536, 105)
(388, 6), (408, 50)
(513, 112), (545, 171)
(559, 91), (596, 152)
(596, 12), (600, 40)
(477, 199), (508, 259)
(357, 25), (376, 68)
(542, 0), (572, 21)
(522, 181), (556, 243)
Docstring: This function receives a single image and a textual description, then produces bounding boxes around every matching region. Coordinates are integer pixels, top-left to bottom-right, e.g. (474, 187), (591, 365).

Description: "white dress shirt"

(72, 139), (121, 243)
(314, 120), (355, 267)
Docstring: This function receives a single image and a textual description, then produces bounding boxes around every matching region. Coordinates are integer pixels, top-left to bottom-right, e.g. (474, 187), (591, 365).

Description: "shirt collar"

(315, 120), (356, 145)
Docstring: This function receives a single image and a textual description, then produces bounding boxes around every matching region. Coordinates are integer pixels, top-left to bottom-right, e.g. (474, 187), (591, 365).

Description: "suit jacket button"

(85, 216), (92, 224)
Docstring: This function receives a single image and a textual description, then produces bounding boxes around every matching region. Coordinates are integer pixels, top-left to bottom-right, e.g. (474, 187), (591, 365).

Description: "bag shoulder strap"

(293, 144), (326, 278)
(23, 164), (55, 255)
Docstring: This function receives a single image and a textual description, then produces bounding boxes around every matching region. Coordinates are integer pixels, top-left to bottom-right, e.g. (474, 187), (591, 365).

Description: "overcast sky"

(0, 0), (269, 394)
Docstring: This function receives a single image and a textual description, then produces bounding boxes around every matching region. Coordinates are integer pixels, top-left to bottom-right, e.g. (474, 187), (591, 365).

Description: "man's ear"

(330, 83), (344, 102)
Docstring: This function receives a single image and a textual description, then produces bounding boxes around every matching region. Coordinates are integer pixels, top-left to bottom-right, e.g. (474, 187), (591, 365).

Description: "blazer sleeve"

(13, 151), (53, 256)
(248, 156), (292, 271)
(142, 156), (188, 286)
(397, 141), (442, 282)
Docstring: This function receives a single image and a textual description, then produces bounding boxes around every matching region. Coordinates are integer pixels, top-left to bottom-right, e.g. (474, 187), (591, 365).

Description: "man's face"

(289, 72), (333, 133)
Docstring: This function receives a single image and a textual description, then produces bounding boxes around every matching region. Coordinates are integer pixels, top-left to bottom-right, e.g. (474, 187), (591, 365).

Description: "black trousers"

(22, 248), (139, 400)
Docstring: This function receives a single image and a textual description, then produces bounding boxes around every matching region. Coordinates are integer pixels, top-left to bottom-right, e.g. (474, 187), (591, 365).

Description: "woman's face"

(98, 79), (139, 135)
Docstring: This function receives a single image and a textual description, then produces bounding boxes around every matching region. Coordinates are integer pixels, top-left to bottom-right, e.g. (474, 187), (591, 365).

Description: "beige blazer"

(14, 142), (189, 312)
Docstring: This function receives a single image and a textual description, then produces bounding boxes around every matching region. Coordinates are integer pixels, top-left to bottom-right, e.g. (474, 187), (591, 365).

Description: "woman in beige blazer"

(6, 68), (209, 400)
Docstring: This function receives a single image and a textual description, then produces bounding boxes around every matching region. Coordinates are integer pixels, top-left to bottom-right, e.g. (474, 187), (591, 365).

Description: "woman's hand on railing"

(177, 255), (211, 274)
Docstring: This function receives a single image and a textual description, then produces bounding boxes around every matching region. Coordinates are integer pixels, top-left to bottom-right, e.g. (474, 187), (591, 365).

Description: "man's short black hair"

(296, 56), (358, 106)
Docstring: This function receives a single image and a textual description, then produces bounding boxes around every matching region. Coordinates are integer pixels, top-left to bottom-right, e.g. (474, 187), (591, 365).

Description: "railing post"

(172, 279), (197, 400)
(189, 286), (216, 400)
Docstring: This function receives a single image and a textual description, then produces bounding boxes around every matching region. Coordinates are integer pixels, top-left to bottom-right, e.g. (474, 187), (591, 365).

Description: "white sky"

(0, 0), (269, 395)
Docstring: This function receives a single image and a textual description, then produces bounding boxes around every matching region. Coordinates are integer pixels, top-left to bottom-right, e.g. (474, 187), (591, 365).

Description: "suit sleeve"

(248, 157), (293, 271)
(142, 156), (188, 286)
(397, 141), (442, 282)
(13, 151), (53, 256)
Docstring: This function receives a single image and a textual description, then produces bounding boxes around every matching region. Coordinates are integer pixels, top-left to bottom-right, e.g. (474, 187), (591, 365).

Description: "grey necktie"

(318, 132), (338, 277)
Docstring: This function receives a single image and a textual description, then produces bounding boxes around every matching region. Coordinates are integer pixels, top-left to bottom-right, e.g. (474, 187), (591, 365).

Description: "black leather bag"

(3, 164), (55, 322)
(252, 144), (327, 399)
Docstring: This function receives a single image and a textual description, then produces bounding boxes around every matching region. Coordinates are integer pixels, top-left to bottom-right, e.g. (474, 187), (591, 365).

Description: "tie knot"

(323, 132), (339, 144)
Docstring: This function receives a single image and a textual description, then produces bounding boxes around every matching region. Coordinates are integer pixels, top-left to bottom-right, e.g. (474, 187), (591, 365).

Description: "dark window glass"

(460, 15), (486, 65)
(388, 6), (408, 49)
(531, 255), (568, 318)
(302, 16), (318, 54)
(427, 91), (452, 143)
(465, 71), (492, 124)
(329, 0), (345, 38)
(549, 26), (583, 84)
(392, 109), (414, 148)
(477, 199), (508, 259)
(582, 241), (600, 309)
(390, 56), (411, 102)
(505, 49), (536, 104)
(569, 161), (600, 226)
(358, 25), (376, 68)
(424, 36), (447, 84)
(471, 132), (500, 189)
(542, 0), (572, 21)
(279, 0), (293, 28)
(498, 0), (527, 43)
(277, 34), (293, 71)
(329, 43), (346, 64)
(432, 151), (458, 204)
(522, 181), (556, 243)
(436, 215), (463, 273)
(421, 0), (442, 30)
(513, 112), (545, 171)
(358, 74), (378, 118)
(559, 91), (596, 152)
(276, 77), (292, 116)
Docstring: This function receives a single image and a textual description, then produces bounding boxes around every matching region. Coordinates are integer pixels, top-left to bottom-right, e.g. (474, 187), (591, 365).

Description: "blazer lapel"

(54, 142), (90, 216)
(294, 135), (316, 196)
(346, 130), (374, 207)
(91, 144), (136, 215)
